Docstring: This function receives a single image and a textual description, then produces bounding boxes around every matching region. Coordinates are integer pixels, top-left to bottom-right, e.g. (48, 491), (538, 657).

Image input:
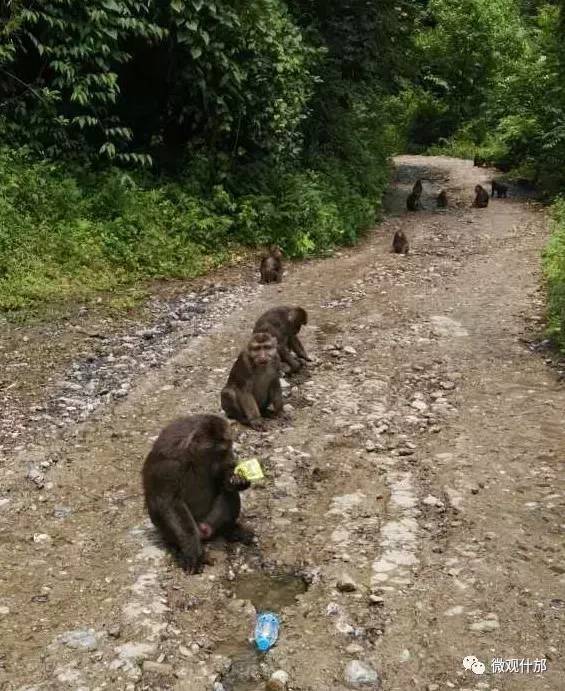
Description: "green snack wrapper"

(235, 458), (264, 482)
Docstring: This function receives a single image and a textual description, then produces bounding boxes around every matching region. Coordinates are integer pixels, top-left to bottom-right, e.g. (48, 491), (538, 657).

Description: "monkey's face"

(270, 246), (283, 259)
(248, 333), (277, 367)
(475, 185), (482, 193)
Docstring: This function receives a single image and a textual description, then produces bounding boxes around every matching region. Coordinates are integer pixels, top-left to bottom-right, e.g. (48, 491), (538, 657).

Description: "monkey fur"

(221, 332), (282, 428)
(142, 415), (252, 574)
(253, 306), (310, 374)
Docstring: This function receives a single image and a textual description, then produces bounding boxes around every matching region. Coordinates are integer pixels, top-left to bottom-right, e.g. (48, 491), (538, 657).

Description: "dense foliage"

(2, 1), (565, 345)
(0, 0), (418, 309)
(407, 0), (565, 349)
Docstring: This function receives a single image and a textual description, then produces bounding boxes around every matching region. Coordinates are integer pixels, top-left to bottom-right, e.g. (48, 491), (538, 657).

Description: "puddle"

(233, 571), (307, 611)
(217, 571), (306, 691)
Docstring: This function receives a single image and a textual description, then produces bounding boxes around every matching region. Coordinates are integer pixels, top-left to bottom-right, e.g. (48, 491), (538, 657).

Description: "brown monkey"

(437, 190), (448, 208)
(472, 184), (489, 208)
(473, 154), (487, 167)
(253, 306), (310, 374)
(406, 191), (421, 211)
(491, 180), (508, 198)
(392, 230), (409, 255)
(407, 179), (423, 211)
(221, 332), (282, 429)
(260, 245), (284, 284)
(142, 415), (252, 574)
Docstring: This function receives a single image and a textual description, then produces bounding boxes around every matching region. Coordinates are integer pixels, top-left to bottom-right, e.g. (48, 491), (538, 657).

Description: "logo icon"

(463, 656), (485, 675)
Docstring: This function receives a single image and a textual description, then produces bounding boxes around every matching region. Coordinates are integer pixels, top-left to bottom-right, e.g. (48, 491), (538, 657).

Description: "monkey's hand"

(226, 474), (251, 492)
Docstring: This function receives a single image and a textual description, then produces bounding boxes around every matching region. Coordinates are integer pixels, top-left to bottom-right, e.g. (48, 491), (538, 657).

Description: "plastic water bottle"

(254, 611), (280, 652)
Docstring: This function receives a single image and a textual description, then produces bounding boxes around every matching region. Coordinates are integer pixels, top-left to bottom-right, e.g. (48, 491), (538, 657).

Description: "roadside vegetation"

(0, 0), (564, 347)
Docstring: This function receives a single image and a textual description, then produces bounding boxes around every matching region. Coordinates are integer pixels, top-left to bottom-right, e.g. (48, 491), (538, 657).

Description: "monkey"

(437, 190), (448, 208)
(253, 306), (311, 374)
(406, 191), (421, 211)
(491, 180), (508, 198)
(260, 245), (284, 284)
(407, 179), (423, 210)
(392, 229), (409, 255)
(472, 184), (489, 208)
(473, 154), (486, 167)
(142, 415), (252, 574)
(221, 332), (282, 429)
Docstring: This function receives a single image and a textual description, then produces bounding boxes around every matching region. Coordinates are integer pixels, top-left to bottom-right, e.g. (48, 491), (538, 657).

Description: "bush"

(0, 141), (391, 310)
(544, 198), (565, 352)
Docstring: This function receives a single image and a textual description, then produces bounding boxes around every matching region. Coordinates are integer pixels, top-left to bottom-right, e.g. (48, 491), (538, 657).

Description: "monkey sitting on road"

(392, 229), (409, 255)
(221, 332), (282, 429)
(406, 179), (423, 211)
(143, 415), (252, 574)
(260, 245), (284, 284)
(472, 184), (489, 208)
(491, 180), (508, 198)
(253, 306), (311, 374)
(437, 190), (448, 208)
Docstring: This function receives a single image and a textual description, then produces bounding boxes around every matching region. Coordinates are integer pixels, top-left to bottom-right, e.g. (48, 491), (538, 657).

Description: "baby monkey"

(260, 245), (284, 283)
(392, 230), (409, 255)
(472, 184), (489, 208)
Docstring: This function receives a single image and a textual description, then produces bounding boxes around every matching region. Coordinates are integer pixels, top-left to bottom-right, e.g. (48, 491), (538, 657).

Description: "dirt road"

(1, 156), (563, 691)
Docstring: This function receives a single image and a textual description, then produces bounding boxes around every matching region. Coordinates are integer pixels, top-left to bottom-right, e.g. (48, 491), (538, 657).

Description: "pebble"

(344, 660), (380, 687)
(33, 533), (52, 544)
(422, 495), (442, 507)
(27, 467), (45, 489)
(337, 574), (358, 592)
(469, 617), (499, 632)
(266, 670), (289, 690)
(142, 661), (173, 675)
(58, 629), (99, 650)
(0, 606), (10, 616)
(344, 346), (357, 355)
(346, 644), (365, 655)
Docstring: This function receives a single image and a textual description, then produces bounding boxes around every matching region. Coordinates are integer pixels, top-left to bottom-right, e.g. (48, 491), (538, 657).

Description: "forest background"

(0, 0), (564, 349)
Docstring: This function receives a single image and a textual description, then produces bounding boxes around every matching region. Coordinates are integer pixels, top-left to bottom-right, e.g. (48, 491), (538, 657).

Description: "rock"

(399, 649), (411, 663)
(365, 440), (376, 453)
(469, 617), (499, 632)
(369, 595), (384, 606)
(53, 505), (72, 519)
(279, 378), (290, 390)
(58, 629), (99, 651)
(344, 346), (357, 355)
(422, 495), (442, 507)
(142, 661), (174, 675)
(346, 644), (365, 655)
(344, 660), (379, 687)
(0, 606), (10, 616)
(411, 399), (428, 412)
(27, 466), (45, 489)
(337, 574), (358, 593)
(283, 403), (294, 414)
(33, 533), (52, 544)
(266, 670), (289, 690)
